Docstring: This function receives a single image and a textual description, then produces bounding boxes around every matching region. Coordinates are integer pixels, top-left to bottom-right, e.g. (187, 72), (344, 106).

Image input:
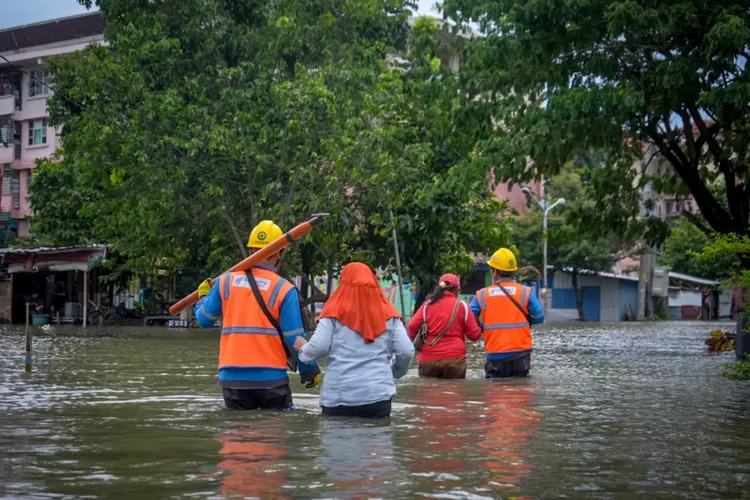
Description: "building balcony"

(0, 93), (13, 117)
(0, 144), (13, 164)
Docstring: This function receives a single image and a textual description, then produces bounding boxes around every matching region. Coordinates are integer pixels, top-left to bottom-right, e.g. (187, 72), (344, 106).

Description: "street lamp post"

(522, 187), (565, 322)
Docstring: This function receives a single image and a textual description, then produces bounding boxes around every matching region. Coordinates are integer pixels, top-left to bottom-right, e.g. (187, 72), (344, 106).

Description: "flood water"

(1, 321), (749, 499)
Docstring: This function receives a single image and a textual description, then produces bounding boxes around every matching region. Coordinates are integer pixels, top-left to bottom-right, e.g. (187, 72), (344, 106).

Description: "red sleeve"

(463, 302), (483, 341)
(406, 306), (424, 340)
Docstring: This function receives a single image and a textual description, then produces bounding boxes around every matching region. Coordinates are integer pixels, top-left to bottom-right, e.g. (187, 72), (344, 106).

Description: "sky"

(0, 0), (440, 30)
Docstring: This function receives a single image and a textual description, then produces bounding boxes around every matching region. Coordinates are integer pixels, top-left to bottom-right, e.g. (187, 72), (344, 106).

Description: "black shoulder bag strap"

(497, 283), (532, 323)
(244, 271), (298, 372)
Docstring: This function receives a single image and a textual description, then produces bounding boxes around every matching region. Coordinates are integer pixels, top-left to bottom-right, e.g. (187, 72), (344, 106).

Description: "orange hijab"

(319, 262), (401, 343)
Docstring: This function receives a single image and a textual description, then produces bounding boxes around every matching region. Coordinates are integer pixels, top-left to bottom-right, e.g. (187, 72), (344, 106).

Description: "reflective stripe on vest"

(218, 270), (294, 370)
(480, 283), (533, 354)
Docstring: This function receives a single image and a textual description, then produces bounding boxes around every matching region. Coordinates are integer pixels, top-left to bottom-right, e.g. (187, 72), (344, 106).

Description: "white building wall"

(719, 289), (732, 318)
(599, 278), (620, 322)
(553, 270), (602, 289)
(547, 308), (579, 322)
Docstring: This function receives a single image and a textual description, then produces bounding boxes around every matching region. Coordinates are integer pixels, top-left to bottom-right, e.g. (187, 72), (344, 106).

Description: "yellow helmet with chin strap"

(247, 220), (284, 249)
(488, 247), (518, 272)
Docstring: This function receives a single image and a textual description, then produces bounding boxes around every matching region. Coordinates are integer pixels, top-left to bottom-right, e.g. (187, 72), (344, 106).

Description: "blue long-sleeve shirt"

(195, 267), (319, 387)
(470, 282), (544, 360)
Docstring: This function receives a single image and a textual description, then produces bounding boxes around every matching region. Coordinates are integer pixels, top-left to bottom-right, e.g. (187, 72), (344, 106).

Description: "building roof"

(556, 266), (721, 286)
(558, 267), (639, 282)
(668, 271), (718, 286)
(0, 12), (104, 53)
(0, 244), (107, 273)
(0, 243), (107, 255)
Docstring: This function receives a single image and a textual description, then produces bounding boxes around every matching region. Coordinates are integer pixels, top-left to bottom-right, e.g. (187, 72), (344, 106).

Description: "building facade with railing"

(0, 12), (104, 245)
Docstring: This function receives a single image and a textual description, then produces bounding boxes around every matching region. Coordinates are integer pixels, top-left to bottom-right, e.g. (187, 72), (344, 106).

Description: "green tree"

(29, 1), (506, 304)
(658, 217), (739, 280)
(443, 0), (750, 245)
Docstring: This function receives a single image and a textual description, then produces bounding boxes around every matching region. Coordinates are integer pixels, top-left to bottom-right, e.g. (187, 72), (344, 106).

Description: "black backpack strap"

(497, 283), (532, 323)
(244, 271), (298, 372)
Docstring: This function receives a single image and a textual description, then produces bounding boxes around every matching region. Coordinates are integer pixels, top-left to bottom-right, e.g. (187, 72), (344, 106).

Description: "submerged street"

(1, 321), (749, 499)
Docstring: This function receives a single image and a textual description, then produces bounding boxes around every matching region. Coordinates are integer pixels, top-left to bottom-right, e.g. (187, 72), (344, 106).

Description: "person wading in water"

(294, 262), (414, 419)
(407, 273), (482, 379)
(194, 220), (321, 410)
(470, 248), (544, 379)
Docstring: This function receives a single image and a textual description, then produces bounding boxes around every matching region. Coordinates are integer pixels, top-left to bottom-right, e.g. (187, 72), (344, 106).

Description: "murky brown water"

(1, 321), (749, 499)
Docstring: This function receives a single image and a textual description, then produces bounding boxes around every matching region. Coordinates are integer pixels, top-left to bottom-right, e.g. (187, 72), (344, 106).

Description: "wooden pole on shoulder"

(169, 214), (328, 315)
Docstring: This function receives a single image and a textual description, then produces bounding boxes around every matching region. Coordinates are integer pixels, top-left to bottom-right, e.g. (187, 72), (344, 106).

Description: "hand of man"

(293, 336), (307, 352)
(303, 373), (321, 389)
(300, 367), (321, 388)
(197, 279), (212, 298)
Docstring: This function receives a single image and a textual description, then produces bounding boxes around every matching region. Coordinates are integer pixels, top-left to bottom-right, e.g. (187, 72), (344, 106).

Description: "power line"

(0, 53), (96, 116)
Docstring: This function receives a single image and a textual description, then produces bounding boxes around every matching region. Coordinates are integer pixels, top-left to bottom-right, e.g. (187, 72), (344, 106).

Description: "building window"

(28, 70), (50, 97)
(2, 165), (20, 209)
(0, 117), (10, 146)
(14, 121), (21, 159)
(2, 164), (11, 194)
(28, 119), (47, 146)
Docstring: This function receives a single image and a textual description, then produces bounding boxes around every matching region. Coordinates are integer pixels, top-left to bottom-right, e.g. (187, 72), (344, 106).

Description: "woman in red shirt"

(407, 274), (483, 379)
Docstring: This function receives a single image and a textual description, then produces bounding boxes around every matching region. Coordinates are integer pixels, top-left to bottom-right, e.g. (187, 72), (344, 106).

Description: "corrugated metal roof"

(558, 267), (639, 282)
(0, 12), (104, 53)
(0, 244), (107, 255)
(556, 267), (720, 286)
(668, 271), (718, 286)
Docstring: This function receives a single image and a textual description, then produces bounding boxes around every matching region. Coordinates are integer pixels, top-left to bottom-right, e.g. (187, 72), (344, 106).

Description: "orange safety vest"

(218, 269), (294, 371)
(476, 282), (533, 354)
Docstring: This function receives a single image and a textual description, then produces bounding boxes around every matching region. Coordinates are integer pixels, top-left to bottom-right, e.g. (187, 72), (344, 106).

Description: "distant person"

(294, 262), (414, 419)
(407, 273), (482, 379)
(194, 220), (321, 411)
(25, 292), (43, 314)
(470, 248), (544, 379)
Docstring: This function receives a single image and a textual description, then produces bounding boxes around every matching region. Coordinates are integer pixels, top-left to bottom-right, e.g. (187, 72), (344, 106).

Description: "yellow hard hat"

(488, 247), (518, 272)
(247, 220), (284, 249)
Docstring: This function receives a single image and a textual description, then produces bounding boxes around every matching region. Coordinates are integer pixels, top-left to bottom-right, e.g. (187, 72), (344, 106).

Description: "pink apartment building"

(0, 12), (104, 243)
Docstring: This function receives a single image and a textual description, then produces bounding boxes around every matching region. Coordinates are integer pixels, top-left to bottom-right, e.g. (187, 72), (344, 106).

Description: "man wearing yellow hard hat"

(470, 248), (544, 378)
(194, 220), (321, 410)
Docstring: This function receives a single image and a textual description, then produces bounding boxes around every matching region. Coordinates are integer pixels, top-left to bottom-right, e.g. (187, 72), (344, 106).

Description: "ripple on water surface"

(1, 322), (749, 499)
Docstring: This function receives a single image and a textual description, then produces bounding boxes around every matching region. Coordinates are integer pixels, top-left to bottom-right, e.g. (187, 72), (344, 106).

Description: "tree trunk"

(326, 253), (334, 298)
(572, 268), (585, 321)
(300, 244), (311, 303)
(224, 210), (248, 259)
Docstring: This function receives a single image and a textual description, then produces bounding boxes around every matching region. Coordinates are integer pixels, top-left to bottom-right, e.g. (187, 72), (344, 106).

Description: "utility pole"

(637, 150), (660, 320)
(636, 249), (654, 320)
(522, 186), (565, 323)
(390, 211), (407, 318)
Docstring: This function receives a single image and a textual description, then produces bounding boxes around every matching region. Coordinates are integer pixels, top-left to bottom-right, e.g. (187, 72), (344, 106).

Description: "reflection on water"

(480, 381), (539, 497)
(318, 418), (398, 498)
(1, 322), (750, 499)
(215, 419), (288, 499)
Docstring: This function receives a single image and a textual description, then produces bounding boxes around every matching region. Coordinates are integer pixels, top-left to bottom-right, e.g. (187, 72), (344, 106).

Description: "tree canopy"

(29, 0), (508, 300)
(443, 0), (750, 243)
(658, 216), (740, 280)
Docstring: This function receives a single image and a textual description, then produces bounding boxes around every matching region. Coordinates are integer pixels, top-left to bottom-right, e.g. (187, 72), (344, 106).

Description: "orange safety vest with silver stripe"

(218, 269), (295, 371)
(476, 282), (533, 354)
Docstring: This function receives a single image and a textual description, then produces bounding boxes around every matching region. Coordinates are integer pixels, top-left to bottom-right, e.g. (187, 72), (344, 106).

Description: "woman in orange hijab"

(294, 262), (414, 418)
